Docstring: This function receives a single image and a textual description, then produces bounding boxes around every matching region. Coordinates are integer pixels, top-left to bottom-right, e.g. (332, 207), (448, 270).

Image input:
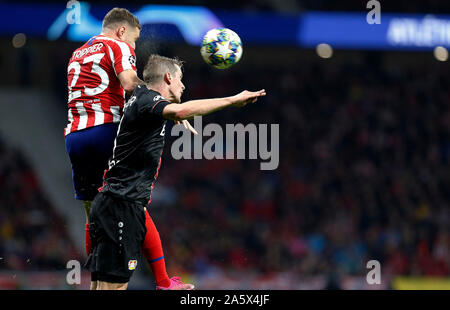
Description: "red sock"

(141, 210), (171, 288)
(85, 223), (92, 256)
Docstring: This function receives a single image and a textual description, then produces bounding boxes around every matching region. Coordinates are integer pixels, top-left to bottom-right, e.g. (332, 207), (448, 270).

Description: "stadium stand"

(0, 135), (81, 272)
(148, 50), (450, 285)
(0, 8), (448, 288)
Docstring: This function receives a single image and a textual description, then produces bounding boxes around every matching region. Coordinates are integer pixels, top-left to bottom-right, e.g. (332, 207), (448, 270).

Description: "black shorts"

(85, 192), (147, 283)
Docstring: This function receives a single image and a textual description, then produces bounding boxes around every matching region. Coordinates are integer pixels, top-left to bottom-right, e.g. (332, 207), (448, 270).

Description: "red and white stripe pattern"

(65, 35), (136, 136)
(64, 102), (122, 136)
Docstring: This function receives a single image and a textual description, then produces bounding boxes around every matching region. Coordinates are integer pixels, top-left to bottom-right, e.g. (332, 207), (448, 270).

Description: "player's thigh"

(88, 194), (106, 234)
(86, 194), (147, 282)
(90, 281), (98, 290)
(118, 201), (148, 272)
(65, 124), (118, 201)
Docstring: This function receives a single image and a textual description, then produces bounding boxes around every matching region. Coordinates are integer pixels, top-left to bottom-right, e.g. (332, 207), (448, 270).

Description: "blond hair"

(143, 54), (184, 85)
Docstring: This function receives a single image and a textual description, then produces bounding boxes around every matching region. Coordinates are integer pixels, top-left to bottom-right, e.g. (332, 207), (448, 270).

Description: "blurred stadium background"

(0, 0), (449, 289)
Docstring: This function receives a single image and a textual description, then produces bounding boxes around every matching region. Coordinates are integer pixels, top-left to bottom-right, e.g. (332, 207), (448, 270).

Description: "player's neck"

(99, 31), (121, 41)
(145, 84), (171, 101)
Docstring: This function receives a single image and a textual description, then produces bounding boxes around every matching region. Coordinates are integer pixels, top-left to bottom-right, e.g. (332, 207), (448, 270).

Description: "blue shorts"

(65, 123), (119, 201)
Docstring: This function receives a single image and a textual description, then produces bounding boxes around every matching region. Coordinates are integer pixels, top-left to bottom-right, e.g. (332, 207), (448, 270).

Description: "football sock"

(141, 210), (171, 288)
(85, 223), (92, 256)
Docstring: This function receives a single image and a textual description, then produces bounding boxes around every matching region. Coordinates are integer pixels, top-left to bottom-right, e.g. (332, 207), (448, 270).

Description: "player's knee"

(90, 281), (98, 290)
(83, 200), (92, 214)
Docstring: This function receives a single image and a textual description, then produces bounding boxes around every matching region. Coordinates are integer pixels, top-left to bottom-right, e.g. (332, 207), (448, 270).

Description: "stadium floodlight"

(433, 46), (448, 61)
(316, 43), (333, 59)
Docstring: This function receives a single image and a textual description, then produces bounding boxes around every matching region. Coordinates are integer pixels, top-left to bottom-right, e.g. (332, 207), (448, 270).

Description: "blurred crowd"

(0, 136), (80, 271)
(1, 41), (449, 284)
(148, 50), (450, 279)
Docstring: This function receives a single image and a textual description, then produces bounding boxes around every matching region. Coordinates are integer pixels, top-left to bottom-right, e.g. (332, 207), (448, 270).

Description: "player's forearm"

(165, 96), (235, 120)
(181, 97), (235, 118)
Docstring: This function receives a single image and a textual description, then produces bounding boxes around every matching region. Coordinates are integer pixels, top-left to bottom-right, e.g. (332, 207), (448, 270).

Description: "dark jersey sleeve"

(138, 88), (171, 118)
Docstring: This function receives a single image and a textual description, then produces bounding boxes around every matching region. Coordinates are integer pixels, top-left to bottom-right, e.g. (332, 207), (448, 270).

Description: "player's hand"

(175, 119), (198, 135)
(232, 89), (266, 108)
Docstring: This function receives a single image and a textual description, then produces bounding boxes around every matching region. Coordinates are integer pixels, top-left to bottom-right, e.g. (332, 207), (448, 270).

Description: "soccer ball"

(200, 28), (243, 69)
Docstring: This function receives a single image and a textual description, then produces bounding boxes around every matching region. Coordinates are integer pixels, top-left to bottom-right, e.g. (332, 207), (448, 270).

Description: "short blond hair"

(143, 54), (184, 85)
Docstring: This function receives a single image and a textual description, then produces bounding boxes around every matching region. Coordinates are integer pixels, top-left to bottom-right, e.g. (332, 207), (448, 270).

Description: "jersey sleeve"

(139, 88), (171, 118)
(107, 40), (137, 76)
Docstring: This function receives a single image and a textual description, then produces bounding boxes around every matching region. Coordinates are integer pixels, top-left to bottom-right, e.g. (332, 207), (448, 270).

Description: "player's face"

(169, 66), (185, 103)
(122, 26), (140, 49)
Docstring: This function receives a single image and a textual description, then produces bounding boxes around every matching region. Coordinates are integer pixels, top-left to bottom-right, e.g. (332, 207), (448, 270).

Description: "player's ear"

(117, 26), (126, 39)
(164, 72), (172, 85)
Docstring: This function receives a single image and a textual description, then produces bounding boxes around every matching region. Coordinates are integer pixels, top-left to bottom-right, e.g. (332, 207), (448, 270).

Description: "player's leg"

(141, 208), (170, 287)
(65, 123), (119, 256)
(86, 193), (145, 290)
(142, 208), (194, 290)
(90, 280), (98, 290)
(89, 272), (98, 290)
(83, 200), (92, 221)
(83, 200), (92, 257)
(96, 281), (128, 290)
(66, 138), (95, 257)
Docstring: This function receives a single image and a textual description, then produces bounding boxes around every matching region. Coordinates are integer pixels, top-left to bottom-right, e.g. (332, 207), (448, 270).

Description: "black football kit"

(85, 84), (171, 283)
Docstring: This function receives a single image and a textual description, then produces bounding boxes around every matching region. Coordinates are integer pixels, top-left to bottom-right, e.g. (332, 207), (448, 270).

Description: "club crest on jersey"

(128, 260), (137, 270)
(128, 55), (136, 66)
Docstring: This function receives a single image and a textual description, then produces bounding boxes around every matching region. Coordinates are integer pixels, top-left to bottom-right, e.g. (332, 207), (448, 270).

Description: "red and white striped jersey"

(64, 35), (137, 136)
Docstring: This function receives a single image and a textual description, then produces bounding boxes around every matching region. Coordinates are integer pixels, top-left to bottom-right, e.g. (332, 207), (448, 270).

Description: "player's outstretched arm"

(162, 89), (266, 121)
